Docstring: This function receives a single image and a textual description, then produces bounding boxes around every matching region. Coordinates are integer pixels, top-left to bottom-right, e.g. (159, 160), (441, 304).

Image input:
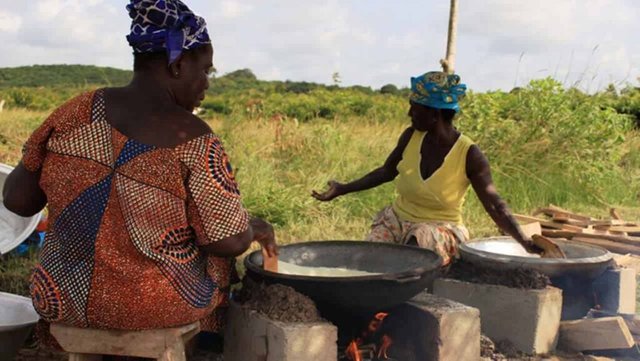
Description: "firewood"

(610, 208), (623, 221)
(532, 204), (593, 222)
(591, 219), (627, 227)
(514, 214), (584, 232)
(558, 317), (634, 351)
(571, 237), (640, 256)
(542, 230), (640, 246)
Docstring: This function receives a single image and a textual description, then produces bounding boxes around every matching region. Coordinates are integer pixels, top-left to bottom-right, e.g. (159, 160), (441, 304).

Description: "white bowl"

(0, 163), (42, 255)
(0, 292), (40, 361)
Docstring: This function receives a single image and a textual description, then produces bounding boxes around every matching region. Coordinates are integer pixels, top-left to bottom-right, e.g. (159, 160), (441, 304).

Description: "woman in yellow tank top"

(312, 71), (537, 265)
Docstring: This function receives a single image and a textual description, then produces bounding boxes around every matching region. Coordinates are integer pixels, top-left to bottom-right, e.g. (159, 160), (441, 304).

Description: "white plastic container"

(0, 292), (39, 360)
(0, 163), (42, 254)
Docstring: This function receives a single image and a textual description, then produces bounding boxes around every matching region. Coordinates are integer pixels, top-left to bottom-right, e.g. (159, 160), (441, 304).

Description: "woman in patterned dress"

(312, 71), (538, 266)
(2, 0), (276, 343)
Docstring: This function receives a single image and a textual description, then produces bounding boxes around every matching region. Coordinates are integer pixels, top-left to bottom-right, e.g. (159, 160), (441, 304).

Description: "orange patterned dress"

(22, 89), (249, 332)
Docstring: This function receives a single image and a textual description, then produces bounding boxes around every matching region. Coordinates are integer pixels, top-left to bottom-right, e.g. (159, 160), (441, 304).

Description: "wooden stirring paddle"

(532, 234), (567, 259)
(262, 247), (278, 272)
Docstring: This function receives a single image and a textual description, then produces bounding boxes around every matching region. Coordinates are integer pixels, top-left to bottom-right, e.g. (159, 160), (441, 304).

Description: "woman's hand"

(250, 217), (278, 257)
(311, 180), (344, 202)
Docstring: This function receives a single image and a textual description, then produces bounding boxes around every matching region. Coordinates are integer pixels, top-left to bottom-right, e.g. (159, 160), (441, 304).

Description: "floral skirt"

(366, 206), (470, 266)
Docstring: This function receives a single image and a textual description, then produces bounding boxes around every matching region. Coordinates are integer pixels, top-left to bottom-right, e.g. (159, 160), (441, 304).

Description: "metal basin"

(0, 163), (42, 255)
(0, 292), (39, 361)
(244, 241), (442, 312)
(460, 236), (613, 279)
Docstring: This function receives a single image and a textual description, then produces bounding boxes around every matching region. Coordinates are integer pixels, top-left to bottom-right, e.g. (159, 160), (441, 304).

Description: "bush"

(380, 84), (399, 95)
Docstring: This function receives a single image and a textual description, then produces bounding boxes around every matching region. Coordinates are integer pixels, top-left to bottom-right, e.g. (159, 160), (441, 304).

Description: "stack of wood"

(514, 204), (640, 255)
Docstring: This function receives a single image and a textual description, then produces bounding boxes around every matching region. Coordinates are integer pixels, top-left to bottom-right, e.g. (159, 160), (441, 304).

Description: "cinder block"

(408, 291), (481, 361)
(224, 301), (337, 361)
(593, 267), (636, 315)
(433, 278), (562, 355)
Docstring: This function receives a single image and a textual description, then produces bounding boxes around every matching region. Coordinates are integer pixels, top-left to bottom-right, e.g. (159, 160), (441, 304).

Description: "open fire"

(342, 312), (394, 361)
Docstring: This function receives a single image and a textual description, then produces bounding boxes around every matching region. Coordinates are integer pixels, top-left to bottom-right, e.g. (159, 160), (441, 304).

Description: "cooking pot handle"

(382, 273), (421, 283)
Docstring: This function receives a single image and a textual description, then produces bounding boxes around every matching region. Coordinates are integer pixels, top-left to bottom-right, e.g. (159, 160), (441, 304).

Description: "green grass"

(1, 79), (640, 297)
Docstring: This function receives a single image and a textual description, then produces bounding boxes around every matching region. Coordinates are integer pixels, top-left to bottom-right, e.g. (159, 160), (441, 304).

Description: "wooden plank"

(541, 230), (640, 246)
(514, 214), (584, 232)
(591, 219), (626, 227)
(610, 208), (623, 221)
(551, 215), (591, 227)
(558, 317), (634, 351)
(519, 222), (541, 239)
(51, 322), (199, 358)
(609, 226), (640, 233)
(515, 214), (549, 224)
(532, 234), (566, 258)
(547, 204), (593, 221)
(572, 237), (640, 256)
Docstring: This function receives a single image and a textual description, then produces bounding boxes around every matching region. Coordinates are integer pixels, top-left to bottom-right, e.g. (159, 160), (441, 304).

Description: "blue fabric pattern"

(126, 0), (211, 65)
(410, 71), (467, 112)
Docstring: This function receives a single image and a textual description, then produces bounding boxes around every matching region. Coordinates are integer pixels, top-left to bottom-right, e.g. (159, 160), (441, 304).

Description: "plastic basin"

(0, 292), (39, 361)
(0, 163), (42, 254)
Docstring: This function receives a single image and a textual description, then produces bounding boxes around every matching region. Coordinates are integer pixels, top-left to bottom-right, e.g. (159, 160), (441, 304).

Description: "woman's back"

(25, 89), (248, 331)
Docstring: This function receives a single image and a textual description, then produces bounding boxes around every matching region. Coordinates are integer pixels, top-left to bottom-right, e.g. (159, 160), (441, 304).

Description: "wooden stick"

(572, 237), (640, 256)
(262, 247), (278, 273)
(532, 234), (567, 259)
(441, 0), (459, 74)
(610, 208), (623, 221)
(542, 229), (640, 246)
(514, 214), (584, 232)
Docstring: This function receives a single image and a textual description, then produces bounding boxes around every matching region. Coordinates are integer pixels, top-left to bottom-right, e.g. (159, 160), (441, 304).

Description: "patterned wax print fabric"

(366, 206), (470, 266)
(22, 89), (248, 332)
(409, 71), (467, 112)
(126, 0), (211, 64)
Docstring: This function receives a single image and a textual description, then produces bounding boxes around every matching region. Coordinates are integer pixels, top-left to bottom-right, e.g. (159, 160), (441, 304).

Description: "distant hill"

(0, 65), (399, 96)
(0, 65), (133, 87)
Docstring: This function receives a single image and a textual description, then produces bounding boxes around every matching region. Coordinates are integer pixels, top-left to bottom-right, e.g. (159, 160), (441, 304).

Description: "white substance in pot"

(276, 260), (382, 277)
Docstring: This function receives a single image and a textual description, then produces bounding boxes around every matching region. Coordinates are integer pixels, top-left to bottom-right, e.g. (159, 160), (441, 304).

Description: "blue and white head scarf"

(126, 0), (211, 65)
(410, 71), (467, 112)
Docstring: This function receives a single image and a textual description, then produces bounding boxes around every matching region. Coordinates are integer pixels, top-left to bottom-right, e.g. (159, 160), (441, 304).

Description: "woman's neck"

(427, 123), (458, 145)
(126, 72), (177, 106)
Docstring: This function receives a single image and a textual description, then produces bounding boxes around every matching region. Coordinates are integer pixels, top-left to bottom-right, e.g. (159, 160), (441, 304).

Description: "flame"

(378, 335), (393, 359)
(345, 339), (362, 361)
(367, 312), (389, 334)
(346, 312), (391, 360)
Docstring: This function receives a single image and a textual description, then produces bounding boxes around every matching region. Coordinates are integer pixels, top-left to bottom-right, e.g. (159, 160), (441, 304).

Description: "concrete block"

(593, 267), (636, 315)
(408, 291), (481, 361)
(224, 302), (337, 361)
(433, 278), (562, 355)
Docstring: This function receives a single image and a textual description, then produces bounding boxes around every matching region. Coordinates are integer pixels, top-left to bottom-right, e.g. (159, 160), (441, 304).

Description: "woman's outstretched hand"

(311, 180), (344, 202)
(251, 217), (278, 257)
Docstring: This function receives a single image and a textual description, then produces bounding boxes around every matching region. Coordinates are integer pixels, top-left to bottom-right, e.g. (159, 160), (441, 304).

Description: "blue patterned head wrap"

(126, 0), (211, 65)
(410, 71), (467, 112)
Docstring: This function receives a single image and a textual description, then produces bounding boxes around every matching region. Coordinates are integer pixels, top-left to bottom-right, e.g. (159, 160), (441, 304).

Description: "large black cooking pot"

(244, 241), (442, 313)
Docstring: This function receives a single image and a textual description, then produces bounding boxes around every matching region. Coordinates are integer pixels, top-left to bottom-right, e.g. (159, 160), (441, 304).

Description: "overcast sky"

(0, 0), (638, 92)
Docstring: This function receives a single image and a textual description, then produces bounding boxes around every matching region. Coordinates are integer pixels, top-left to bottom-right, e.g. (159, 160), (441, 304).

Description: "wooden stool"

(50, 321), (200, 361)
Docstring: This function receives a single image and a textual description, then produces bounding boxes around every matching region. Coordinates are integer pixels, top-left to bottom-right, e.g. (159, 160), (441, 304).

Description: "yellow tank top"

(392, 131), (474, 224)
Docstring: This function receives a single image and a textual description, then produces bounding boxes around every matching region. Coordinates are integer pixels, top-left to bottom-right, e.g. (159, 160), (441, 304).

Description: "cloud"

(219, 1), (253, 19)
(0, 0), (637, 92)
(0, 11), (22, 33)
